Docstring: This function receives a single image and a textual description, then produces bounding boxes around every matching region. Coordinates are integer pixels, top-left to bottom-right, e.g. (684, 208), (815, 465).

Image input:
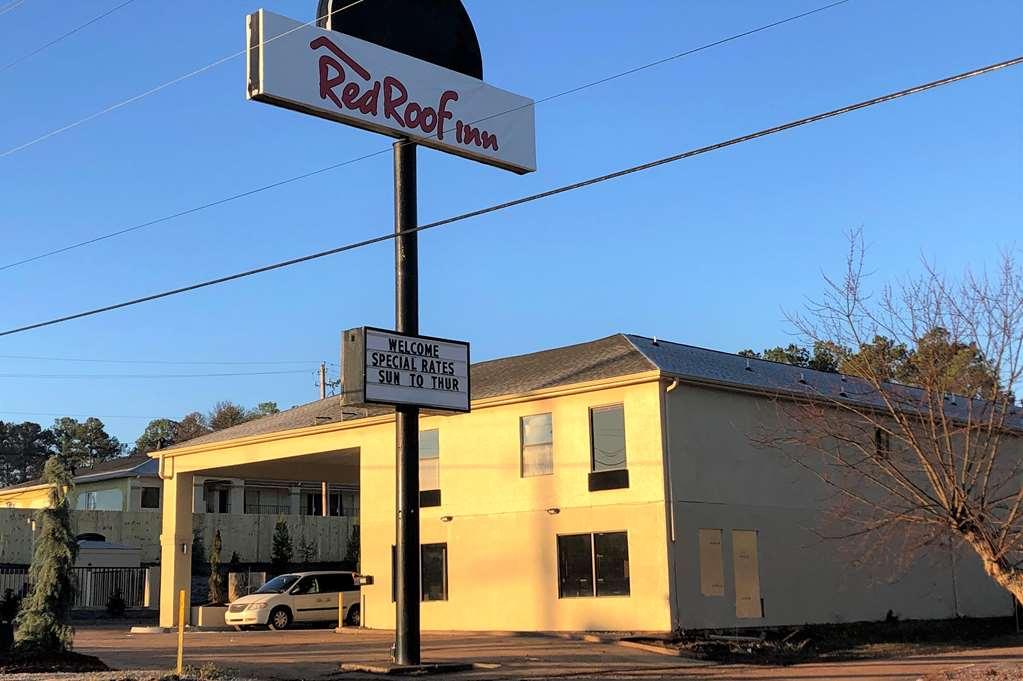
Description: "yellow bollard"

(176, 589), (185, 675)
(337, 592), (344, 630)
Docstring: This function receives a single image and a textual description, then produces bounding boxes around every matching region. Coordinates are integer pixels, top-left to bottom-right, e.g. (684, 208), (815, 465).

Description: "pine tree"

(208, 530), (224, 605)
(270, 519), (293, 576)
(15, 456), (77, 652)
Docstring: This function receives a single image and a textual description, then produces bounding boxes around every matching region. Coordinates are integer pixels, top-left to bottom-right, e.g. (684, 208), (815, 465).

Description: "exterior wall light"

(440, 515), (453, 523)
(181, 543), (188, 554)
(545, 507), (560, 515)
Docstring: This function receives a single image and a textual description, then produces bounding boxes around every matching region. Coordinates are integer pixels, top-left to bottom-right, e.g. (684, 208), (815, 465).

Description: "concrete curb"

(339, 661), (477, 675)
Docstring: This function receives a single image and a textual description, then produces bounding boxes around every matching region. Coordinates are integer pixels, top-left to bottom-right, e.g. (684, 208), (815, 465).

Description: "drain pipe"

(662, 377), (682, 632)
(664, 378), (680, 542)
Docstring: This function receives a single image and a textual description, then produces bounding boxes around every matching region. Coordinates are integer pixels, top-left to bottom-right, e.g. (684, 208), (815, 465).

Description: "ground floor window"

(140, 486), (160, 510)
(391, 542), (449, 602)
(557, 531), (630, 598)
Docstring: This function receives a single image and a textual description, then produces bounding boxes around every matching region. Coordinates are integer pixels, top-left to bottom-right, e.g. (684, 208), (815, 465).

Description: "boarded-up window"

(698, 529), (725, 596)
(732, 530), (763, 618)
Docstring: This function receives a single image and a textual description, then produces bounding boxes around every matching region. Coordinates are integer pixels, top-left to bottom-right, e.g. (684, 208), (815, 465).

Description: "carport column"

(159, 471), (194, 628)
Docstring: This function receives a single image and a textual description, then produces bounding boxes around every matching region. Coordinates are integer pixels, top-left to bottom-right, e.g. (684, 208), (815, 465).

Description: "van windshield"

(256, 575), (299, 594)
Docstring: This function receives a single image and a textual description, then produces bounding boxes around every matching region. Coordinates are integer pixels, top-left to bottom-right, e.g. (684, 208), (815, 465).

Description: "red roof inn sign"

(246, 10), (536, 174)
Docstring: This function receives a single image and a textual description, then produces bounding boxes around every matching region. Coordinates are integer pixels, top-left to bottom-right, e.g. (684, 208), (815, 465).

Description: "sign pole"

(393, 139), (421, 666)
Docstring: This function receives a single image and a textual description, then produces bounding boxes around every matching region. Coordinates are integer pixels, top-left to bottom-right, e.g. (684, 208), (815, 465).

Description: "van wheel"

(268, 606), (292, 631)
(345, 604), (360, 627)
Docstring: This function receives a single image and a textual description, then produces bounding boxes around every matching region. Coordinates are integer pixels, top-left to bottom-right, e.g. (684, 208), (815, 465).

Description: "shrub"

(106, 588), (126, 618)
(191, 527), (207, 575)
(0, 589), (21, 622)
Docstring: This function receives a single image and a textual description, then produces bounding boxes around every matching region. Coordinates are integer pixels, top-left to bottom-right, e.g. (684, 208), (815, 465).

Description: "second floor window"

(590, 404), (627, 472)
(420, 429), (441, 507)
(521, 413), (553, 477)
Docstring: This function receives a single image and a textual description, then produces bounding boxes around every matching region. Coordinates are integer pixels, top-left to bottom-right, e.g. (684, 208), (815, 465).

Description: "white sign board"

(342, 327), (470, 412)
(247, 10), (536, 174)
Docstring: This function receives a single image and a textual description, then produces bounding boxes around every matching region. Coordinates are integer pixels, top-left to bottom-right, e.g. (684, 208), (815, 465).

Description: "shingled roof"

(1, 454), (157, 492)
(170, 334), (657, 449)
(162, 331), (1021, 452)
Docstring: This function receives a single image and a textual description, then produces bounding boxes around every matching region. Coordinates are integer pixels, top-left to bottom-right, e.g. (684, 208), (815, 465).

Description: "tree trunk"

(963, 529), (1023, 606)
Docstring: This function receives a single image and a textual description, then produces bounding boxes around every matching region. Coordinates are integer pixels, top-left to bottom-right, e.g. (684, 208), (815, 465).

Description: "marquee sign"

(342, 327), (470, 412)
(246, 10), (536, 174)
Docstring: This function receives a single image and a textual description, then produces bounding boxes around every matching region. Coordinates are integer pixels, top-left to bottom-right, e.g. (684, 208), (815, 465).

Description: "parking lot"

(70, 625), (1023, 681)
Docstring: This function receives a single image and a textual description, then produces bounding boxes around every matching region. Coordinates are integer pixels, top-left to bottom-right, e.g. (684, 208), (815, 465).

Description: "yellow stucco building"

(153, 334), (1011, 631)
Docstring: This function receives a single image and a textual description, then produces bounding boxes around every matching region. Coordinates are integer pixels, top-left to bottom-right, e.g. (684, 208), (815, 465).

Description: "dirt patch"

(0, 649), (109, 673)
(628, 616), (1023, 665)
(926, 662), (1023, 680)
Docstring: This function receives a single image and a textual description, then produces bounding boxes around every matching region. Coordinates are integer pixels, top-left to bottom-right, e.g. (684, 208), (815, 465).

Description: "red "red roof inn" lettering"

(311, 36), (499, 152)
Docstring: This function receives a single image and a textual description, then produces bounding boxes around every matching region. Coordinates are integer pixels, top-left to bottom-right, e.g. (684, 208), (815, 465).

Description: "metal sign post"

(247, 3), (534, 666)
(393, 139), (420, 665)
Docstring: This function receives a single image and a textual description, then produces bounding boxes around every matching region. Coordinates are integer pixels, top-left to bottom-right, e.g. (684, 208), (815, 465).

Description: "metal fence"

(0, 565), (147, 609)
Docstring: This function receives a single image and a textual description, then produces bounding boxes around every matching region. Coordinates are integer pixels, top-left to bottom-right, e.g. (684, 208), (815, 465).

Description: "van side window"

(291, 576), (320, 595)
(320, 573), (358, 592)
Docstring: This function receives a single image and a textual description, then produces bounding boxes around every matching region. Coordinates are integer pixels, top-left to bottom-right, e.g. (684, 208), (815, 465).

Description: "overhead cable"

(0, 0), (851, 270)
(1, 55), (1019, 339)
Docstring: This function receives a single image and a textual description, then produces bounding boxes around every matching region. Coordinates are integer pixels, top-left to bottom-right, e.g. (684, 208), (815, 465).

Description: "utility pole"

(319, 362), (327, 400)
(393, 140), (420, 665)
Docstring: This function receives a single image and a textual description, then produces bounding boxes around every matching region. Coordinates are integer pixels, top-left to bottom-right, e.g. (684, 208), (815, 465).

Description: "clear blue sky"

(1, 0), (1021, 445)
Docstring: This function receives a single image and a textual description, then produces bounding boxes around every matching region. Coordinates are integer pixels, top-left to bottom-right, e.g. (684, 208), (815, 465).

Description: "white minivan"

(225, 571), (361, 631)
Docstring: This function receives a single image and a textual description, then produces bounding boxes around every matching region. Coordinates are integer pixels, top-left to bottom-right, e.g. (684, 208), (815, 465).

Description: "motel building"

(154, 333), (1010, 631)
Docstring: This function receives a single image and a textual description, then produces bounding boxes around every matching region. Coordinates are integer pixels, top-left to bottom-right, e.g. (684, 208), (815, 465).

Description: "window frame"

(589, 403), (628, 473)
(520, 412), (554, 478)
(391, 542), (449, 602)
(421, 543), (448, 602)
(556, 530), (630, 599)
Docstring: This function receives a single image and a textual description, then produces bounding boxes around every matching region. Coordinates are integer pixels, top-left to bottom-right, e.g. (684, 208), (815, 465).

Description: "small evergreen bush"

(15, 456), (78, 652)
(270, 519), (292, 576)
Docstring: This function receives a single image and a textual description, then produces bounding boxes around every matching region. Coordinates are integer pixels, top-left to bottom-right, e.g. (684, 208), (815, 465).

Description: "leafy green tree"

(133, 418), (180, 455)
(208, 402), (252, 431)
(51, 417), (121, 473)
(208, 530), (224, 605)
(270, 519), (293, 576)
(15, 456), (77, 652)
(0, 422), (53, 486)
(175, 412), (210, 443)
(254, 402), (280, 417)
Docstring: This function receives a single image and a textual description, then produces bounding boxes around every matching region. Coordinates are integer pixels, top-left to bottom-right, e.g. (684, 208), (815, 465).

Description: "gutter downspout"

(661, 377), (681, 631)
(158, 451), (172, 480)
(664, 378), (680, 541)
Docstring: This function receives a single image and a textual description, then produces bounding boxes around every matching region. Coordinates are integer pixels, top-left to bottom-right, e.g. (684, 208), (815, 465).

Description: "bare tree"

(758, 232), (1023, 603)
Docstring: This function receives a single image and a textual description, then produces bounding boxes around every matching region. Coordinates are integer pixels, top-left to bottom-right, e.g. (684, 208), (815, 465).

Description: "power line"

(0, 0), (367, 159)
(1, 0), (137, 73)
(0, 410), (166, 420)
(0, 0), (852, 272)
(0, 0), (27, 18)
(0, 370), (312, 378)
(0, 353), (323, 365)
(1, 55), (1019, 339)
